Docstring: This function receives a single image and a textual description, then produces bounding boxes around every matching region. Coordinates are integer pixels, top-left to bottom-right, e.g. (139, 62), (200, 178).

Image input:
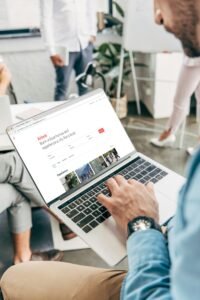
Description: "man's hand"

(89, 35), (96, 44)
(0, 63), (11, 96)
(97, 175), (159, 236)
(50, 55), (65, 67)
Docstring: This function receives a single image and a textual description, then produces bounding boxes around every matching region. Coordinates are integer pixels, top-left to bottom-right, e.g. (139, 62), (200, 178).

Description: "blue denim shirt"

(121, 148), (200, 300)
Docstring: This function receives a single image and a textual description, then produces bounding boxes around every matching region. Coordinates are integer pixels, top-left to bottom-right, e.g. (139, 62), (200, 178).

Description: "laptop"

(0, 95), (14, 151)
(7, 89), (184, 266)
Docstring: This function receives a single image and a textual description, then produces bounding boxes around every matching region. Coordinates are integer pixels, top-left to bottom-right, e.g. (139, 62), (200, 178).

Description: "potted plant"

(95, 2), (146, 118)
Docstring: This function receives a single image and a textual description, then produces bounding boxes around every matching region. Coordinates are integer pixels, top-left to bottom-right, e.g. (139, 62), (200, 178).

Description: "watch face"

(133, 219), (151, 232)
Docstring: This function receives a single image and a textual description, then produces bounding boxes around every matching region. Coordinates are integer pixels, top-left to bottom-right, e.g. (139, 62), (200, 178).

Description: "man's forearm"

(121, 230), (171, 300)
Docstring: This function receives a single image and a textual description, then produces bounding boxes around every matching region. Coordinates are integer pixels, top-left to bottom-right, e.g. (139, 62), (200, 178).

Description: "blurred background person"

(40, 0), (97, 101)
(0, 61), (63, 264)
(150, 55), (200, 155)
(0, 61), (11, 96)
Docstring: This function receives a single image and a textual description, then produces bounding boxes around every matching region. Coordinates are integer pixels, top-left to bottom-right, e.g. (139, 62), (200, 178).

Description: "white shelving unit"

(140, 52), (183, 119)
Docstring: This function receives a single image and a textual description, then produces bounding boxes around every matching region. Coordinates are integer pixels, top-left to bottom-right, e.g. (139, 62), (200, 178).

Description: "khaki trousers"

(0, 262), (126, 300)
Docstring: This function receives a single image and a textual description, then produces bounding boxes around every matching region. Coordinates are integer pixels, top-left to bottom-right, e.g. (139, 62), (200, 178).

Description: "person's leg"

(151, 63), (200, 147)
(166, 63), (200, 132)
(0, 152), (44, 207)
(54, 53), (79, 101)
(0, 183), (63, 263)
(187, 81), (200, 155)
(0, 183), (32, 263)
(0, 261), (126, 300)
(75, 43), (94, 96)
(0, 152), (76, 239)
(12, 231), (31, 264)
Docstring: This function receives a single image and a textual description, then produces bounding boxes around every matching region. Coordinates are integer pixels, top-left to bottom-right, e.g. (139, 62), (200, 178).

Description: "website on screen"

(11, 92), (134, 203)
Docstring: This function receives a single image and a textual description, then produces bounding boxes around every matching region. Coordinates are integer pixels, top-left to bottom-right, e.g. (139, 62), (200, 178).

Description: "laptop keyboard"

(59, 157), (168, 234)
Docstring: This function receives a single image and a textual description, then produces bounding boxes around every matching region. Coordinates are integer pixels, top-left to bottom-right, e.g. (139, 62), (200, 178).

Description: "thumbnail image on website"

(60, 148), (120, 192)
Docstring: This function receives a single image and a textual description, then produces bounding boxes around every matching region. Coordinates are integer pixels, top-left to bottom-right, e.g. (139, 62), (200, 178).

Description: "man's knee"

(1, 265), (20, 300)
(0, 263), (54, 300)
(0, 262), (126, 300)
(0, 152), (23, 185)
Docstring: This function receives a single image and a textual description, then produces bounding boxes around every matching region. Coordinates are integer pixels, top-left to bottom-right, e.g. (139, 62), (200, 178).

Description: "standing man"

(40, 0), (97, 101)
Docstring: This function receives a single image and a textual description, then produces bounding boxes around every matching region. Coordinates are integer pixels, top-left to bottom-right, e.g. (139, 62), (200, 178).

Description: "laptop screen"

(9, 90), (135, 204)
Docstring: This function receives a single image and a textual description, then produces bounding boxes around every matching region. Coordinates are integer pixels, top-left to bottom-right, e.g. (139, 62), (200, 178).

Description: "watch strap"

(128, 216), (162, 238)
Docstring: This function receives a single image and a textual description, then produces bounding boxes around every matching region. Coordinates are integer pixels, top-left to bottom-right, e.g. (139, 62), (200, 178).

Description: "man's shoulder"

(185, 148), (200, 181)
(182, 148), (200, 221)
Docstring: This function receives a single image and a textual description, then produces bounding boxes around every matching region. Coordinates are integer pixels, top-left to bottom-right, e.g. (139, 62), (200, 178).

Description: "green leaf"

(105, 15), (123, 26)
(111, 43), (121, 52)
(98, 43), (110, 55)
(113, 1), (124, 18)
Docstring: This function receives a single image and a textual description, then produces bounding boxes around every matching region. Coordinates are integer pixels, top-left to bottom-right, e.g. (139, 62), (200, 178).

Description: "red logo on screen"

(98, 128), (105, 134)
(37, 134), (47, 141)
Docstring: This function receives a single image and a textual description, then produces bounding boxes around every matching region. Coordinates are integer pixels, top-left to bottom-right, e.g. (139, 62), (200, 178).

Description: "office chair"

(76, 62), (107, 93)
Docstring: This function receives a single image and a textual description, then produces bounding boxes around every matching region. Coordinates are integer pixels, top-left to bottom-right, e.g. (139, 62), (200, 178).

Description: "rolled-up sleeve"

(121, 229), (171, 300)
(171, 164), (200, 300)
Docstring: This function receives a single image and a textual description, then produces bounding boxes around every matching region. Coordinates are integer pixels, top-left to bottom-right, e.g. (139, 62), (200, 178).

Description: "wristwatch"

(127, 216), (162, 238)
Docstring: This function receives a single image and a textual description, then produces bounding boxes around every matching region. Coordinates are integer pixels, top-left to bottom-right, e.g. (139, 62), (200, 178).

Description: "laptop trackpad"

(156, 173), (184, 198)
(155, 190), (177, 224)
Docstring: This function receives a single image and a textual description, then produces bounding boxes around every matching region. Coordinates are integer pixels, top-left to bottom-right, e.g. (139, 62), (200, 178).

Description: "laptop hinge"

(49, 153), (137, 207)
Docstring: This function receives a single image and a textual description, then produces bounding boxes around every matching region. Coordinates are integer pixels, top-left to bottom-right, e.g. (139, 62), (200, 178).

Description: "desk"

(0, 101), (63, 151)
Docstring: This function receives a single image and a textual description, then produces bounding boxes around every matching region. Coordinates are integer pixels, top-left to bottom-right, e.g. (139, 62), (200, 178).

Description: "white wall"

(2, 0), (122, 29)
(96, 0), (126, 12)
(0, 0), (40, 29)
(1, 37), (78, 103)
(3, 42), (55, 103)
(96, 0), (108, 12)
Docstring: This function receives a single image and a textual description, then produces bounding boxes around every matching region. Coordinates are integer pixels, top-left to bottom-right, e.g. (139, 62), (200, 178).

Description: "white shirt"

(40, 0), (97, 55)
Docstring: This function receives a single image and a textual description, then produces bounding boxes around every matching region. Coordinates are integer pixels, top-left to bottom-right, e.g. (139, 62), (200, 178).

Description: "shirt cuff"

(127, 229), (170, 272)
(47, 46), (57, 56)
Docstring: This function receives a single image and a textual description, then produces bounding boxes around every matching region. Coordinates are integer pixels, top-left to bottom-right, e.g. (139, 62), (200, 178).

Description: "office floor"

(0, 110), (199, 279)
